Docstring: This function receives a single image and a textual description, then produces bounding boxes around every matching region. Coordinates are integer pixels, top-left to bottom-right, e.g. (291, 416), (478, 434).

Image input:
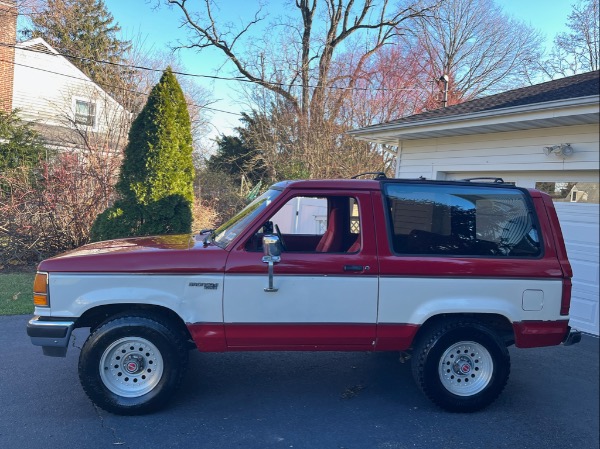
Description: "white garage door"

(554, 203), (600, 335)
(444, 174), (599, 336)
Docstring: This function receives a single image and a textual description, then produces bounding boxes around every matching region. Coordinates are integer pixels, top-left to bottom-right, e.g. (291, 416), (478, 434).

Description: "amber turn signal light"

(33, 272), (49, 307)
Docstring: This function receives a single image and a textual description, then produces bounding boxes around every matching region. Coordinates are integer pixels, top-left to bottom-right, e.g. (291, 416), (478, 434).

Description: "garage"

(349, 70), (599, 335)
(555, 202), (599, 335)
(443, 175), (599, 335)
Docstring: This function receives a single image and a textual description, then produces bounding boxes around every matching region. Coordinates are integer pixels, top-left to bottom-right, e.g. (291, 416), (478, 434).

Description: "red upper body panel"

(37, 179), (570, 281)
(34, 179), (575, 352)
(37, 234), (228, 273)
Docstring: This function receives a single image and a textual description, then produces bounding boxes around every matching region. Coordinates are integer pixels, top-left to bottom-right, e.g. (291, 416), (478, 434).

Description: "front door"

(223, 192), (378, 350)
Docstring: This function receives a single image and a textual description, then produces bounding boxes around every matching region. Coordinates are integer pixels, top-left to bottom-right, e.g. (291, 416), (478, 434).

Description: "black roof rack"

(351, 172), (388, 180)
(461, 177), (505, 184)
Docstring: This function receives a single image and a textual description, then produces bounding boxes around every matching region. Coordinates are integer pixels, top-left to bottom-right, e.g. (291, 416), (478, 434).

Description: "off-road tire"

(411, 319), (510, 412)
(78, 314), (188, 415)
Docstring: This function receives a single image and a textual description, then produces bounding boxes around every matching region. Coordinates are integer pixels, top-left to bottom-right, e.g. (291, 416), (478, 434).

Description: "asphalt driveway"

(1, 314), (598, 449)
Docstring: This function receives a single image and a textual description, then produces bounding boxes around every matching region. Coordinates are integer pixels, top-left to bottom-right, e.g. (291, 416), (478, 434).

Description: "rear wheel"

(78, 315), (188, 415)
(411, 320), (510, 412)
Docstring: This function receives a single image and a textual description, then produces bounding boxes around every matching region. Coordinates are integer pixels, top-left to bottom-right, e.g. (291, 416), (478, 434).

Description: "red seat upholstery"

(347, 236), (361, 253)
(315, 208), (343, 252)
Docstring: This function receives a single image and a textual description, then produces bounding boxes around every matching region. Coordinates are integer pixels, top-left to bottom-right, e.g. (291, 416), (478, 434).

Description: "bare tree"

(331, 36), (439, 129)
(407, 0), (544, 102)
(542, 0), (599, 78)
(166, 0), (438, 178)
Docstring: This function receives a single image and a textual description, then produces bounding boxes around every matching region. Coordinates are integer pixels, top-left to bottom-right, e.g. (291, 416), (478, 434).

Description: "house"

(349, 71), (600, 335)
(0, 0), (17, 113)
(0, 0), (128, 153)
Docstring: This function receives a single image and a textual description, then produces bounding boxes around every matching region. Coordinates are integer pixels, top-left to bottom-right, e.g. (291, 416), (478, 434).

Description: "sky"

(99, 0), (575, 141)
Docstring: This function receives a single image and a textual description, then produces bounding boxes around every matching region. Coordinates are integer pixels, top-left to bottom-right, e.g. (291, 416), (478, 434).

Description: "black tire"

(411, 319), (510, 412)
(78, 315), (188, 415)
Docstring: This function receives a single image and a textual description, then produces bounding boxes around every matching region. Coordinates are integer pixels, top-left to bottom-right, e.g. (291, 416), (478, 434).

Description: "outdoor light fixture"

(543, 143), (574, 158)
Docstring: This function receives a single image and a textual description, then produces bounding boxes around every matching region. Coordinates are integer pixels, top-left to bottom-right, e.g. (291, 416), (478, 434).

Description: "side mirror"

(262, 234), (281, 262)
(262, 235), (281, 292)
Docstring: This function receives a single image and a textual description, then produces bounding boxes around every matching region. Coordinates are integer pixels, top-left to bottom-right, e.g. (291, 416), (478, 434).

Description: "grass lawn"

(0, 273), (35, 315)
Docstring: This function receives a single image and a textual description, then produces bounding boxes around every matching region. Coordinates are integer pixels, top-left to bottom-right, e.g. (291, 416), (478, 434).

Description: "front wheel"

(78, 315), (188, 415)
(411, 320), (510, 412)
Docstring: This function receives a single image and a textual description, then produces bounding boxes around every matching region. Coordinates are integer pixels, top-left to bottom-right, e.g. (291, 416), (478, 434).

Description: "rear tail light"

(560, 278), (572, 316)
(33, 272), (49, 307)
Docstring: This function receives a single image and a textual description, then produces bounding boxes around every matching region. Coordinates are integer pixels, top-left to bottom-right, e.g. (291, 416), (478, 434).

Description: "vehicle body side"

(31, 180), (573, 355)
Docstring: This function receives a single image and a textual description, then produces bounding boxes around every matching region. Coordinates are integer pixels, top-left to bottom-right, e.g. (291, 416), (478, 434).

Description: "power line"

(0, 41), (432, 94)
(0, 57), (243, 116)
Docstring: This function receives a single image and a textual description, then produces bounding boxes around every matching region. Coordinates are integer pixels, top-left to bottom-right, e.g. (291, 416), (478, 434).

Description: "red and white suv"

(28, 177), (581, 414)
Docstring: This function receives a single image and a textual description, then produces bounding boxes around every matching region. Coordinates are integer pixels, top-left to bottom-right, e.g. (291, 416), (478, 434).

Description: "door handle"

(343, 265), (364, 272)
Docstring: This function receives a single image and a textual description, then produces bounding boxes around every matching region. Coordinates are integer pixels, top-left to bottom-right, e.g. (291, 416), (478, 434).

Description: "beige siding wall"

(12, 42), (124, 133)
(396, 125), (599, 180)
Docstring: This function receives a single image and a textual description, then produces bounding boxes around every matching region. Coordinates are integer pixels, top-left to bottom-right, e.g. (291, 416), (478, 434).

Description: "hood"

(38, 234), (228, 273)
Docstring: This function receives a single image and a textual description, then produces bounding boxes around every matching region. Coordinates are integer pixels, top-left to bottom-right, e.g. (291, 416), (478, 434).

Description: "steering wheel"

(274, 224), (287, 251)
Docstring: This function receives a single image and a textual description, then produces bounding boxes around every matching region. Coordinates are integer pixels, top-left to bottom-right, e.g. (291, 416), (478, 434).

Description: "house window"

(350, 198), (360, 234)
(74, 99), (96, 127)
(535, 182), (599, 204)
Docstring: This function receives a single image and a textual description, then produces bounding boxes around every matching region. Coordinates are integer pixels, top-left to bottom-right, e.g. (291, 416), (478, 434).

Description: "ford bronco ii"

(27, 176), (581, 414)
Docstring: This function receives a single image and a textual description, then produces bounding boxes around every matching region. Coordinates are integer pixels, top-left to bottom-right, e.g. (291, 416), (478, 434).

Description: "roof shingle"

(381, 70), (600, 126)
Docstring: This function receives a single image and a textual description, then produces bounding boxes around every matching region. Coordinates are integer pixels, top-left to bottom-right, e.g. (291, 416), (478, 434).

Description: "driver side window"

(246, 196), (361, 253)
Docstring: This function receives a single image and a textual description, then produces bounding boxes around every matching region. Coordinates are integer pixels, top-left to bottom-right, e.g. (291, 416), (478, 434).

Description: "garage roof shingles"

(378, 70), (600, 127)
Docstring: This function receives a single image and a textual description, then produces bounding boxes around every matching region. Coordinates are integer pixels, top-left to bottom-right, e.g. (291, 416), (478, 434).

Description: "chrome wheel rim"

(99, 337), (164, 398)
(438, 341), (493, 396)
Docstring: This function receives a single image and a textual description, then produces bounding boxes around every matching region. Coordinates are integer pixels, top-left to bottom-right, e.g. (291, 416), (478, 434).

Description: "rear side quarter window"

(383, 183), (541, 257)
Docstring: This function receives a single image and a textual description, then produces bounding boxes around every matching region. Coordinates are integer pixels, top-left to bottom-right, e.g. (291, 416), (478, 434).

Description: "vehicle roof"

(271, 179), (382, 190)
(271, 178), (526, 191)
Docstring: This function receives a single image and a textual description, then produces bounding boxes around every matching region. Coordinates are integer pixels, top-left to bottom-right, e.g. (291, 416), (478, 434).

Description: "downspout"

(395, 140), (403, 178)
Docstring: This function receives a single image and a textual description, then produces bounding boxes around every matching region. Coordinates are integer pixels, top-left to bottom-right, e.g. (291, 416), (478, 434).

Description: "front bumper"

(562, 326), (582, 346)
(27, 316), (75, 357)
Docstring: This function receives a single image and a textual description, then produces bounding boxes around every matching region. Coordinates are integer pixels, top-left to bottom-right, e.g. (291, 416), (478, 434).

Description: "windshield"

(212, 188), (282, 248)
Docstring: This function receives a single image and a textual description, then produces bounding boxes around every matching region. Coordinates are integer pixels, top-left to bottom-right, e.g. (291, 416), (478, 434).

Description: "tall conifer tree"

(91, 68), (195, 240)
